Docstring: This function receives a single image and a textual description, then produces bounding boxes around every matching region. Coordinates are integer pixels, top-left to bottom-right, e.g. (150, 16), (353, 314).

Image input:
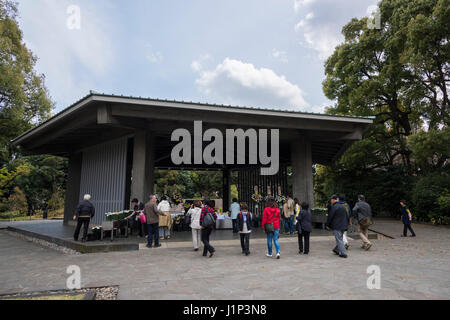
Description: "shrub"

(411, 173), (450, 222)
(48, 189), (64, 211)
(7, 187), (28, 214)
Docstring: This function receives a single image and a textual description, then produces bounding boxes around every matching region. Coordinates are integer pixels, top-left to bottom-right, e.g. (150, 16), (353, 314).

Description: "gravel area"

(0, 286), (119, 300)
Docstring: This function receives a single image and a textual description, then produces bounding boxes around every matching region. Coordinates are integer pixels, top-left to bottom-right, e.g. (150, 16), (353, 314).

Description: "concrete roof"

(12, 92), (373, 166)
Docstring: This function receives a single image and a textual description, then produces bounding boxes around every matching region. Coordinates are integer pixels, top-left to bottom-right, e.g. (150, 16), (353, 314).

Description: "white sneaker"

(266, 253), (272, 257)
(276, 253), (280, 259)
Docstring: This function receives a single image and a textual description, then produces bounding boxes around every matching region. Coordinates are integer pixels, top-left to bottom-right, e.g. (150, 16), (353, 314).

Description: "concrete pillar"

(222, 168), (230, 211)
(64, 153), (82, 225)
(130, 129), (155, 204)
(291, 137), (314, 207)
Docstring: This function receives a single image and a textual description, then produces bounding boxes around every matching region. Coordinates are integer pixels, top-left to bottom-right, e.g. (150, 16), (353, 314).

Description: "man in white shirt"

(229, 198), (240, 233)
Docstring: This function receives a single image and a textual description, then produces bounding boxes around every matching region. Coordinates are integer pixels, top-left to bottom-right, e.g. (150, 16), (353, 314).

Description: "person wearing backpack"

(352, 195), (373, 250)
(236, 204), (253, 256)
(297, 201), (312, 254)
(262, 196), (281, 259)
(188, 200), (203, 251)
(400, 200), (416, 237)
(200, 199), (217, 257)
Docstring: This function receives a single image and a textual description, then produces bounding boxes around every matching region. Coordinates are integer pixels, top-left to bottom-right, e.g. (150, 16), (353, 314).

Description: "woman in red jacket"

(262, 196), (281, 259)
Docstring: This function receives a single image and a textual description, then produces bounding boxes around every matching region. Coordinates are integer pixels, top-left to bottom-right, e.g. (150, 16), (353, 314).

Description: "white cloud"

(16, 0), (116, 109)
(309, 101), (333, 113)
(293, 0), (378, 60)
(190, 54), (212, 72)
(294, 11), (314, 31)
(144, 44), (164, 63)
(146, 52), (163, 63)
(294, 0), (316, 13)
(193, 58), (309, 111)
(271, 49), (288, 63)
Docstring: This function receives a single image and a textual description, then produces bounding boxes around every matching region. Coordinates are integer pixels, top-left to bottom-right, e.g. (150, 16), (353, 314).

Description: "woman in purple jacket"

(297, 202), (312, 254)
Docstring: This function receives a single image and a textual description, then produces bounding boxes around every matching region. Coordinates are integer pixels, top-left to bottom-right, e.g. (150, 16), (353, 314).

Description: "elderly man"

(144, 195), (166, 248)
(326, 194), (349, 258)
(352, 195), (373, 250)
(73, 194), (95, 242)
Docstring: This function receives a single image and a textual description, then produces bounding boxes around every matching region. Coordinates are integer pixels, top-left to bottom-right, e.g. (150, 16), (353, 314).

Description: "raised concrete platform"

(6, 225), (139, 253)
(4, 219), (381, 254)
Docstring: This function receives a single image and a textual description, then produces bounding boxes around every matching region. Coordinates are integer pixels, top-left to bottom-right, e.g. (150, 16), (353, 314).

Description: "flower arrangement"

(172, 194), (183, 205)
(183, 202), (191, 210)
(252, 193), (263, 203)
(275, 195), (286, 207)
(105, 210), (133, 221)
(311, 208), (328, 215)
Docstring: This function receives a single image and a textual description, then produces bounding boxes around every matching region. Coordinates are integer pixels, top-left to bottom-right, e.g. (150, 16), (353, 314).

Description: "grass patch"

(0, 209), (64, 221)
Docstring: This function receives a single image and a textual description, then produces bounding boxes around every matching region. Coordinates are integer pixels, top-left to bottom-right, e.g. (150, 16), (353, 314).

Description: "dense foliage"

(154, 170), (224, 199)
(0, 1), (66, 217)
(318, 0), (449, 224)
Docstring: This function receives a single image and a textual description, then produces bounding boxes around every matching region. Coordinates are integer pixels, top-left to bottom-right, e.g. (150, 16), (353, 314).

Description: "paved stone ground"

(2, 219), (334, 247)
(0, 219), (448, 300)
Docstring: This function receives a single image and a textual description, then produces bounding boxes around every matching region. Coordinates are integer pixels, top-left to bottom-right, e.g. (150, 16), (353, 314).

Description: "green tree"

(0, 0), (53, 166)
(0, 162), (30, 195)
(15, 156), (67, 216)
(322, 0), (449, 169)
(7, 186), (27, 214)
(400, 0), (449, 128)
(408, 127), (450, 173)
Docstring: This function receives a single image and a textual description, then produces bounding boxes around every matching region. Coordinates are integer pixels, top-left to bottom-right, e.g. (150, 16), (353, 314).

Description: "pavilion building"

(12, 93), (373, 225)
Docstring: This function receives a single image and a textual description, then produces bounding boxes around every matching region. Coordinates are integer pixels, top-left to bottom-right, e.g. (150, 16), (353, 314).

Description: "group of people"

(73, 193), (417, 257)
(186, 199), (218, 257)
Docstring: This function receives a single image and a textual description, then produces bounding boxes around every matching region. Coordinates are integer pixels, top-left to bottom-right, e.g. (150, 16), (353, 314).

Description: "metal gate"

(79, 137), (128, 225)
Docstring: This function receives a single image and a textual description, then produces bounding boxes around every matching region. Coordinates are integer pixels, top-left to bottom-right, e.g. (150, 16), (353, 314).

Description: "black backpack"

(202, 211), (216, 228)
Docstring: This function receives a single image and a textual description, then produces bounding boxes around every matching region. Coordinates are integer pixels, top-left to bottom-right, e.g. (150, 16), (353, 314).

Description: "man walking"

(73, 194), (95, 242)
(352, 195), (373, 250)
(400, 200), (416, 237)
(144, 195), (166, 248)
(338, 194), (352, 250)
(229, 198), (240, 234)
(326, 195), (349, 258)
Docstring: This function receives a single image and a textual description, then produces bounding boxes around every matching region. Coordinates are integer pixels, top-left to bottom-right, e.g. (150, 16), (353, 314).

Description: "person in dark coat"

(236, 204), (253, 256)
(338, 194), (352, 250)
(297, 201), (312, 254)
(326, 195), (349, 258)
(125, 198), (146, 237)
(200, 199), (218, 257)
(73, 194), (95, 242)
(400, 200), (416, 237)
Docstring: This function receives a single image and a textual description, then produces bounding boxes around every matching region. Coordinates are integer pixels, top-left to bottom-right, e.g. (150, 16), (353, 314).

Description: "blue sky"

(16, 0), (378, 114)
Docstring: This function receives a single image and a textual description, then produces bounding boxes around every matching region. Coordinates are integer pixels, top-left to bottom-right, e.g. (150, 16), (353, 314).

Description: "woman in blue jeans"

(262, 196), (281, 259)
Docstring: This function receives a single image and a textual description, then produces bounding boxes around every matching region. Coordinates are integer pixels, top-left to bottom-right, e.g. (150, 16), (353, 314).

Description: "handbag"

(264, 222), (274, 233)
(140, 213), (147, 224)
(185, 214), (191, 226)
(359, 217), (372, 228)
(264, 210), (275, 233)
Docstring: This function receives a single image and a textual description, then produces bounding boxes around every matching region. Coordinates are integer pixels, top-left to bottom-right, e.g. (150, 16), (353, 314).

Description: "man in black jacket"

(73, 194), (95, 242)
(326, 195), (349, 258)
(126, 198), (146, 237)
(352, 195), (373, 250)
